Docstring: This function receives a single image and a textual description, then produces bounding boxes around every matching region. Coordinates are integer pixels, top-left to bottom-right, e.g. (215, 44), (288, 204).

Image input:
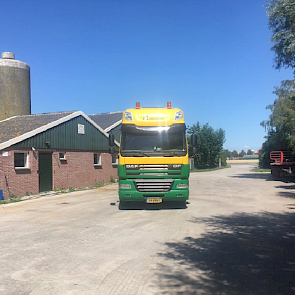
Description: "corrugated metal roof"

(0, 111), (75, 144)
(13, 115), (112, 151)
(88, 112), (122, 130)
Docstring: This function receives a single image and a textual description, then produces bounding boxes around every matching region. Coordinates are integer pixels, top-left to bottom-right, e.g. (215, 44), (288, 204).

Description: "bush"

(188, 122), (226, 169)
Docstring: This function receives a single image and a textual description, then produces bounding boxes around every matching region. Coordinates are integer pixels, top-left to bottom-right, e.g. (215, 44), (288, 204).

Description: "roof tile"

(0, 112), (75, 144)
(88, 112), (122, 130)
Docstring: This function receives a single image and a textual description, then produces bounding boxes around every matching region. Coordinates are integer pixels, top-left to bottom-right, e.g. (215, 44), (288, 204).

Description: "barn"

(0, 111), (120, 200)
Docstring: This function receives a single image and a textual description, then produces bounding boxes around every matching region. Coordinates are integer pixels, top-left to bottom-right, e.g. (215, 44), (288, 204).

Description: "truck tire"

(119, 201), (128, 210)
(173, 201), (187, 209)
(271, 167), (280, 181)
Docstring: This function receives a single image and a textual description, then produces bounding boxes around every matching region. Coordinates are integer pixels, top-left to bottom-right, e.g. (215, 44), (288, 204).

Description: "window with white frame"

(14, 152), (29, 169)
(59, 152), (66, 160)
(94, 153), (101, 166)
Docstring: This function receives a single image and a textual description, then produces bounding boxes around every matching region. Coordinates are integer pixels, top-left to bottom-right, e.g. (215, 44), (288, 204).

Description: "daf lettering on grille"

(173, 164), (181, 168)
(126, 165), (139, 169)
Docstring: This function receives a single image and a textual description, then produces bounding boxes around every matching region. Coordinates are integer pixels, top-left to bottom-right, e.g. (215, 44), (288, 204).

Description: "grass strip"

(191, 165), (231, 173)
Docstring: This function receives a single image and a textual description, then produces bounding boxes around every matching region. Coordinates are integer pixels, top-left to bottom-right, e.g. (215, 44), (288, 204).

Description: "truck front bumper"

(119, 179), (189, 202)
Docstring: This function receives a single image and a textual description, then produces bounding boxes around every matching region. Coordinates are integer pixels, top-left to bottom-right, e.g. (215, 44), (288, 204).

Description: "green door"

(39, 153), (53, 192)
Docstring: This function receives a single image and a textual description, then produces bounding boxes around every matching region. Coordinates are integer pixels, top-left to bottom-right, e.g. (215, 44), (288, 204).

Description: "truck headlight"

(174, 111), (183, 121)
(176, 183), (188, 189)
(119, 184), (131, 189)
(124, 112), (133, 121)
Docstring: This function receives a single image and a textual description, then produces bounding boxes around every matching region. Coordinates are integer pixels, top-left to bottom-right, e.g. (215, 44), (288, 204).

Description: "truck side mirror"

(191, 134), (197, 147)
(109, 147), (115, 154)
(109, 134), (115, 147)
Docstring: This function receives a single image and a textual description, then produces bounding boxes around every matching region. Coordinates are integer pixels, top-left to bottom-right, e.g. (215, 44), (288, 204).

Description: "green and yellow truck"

(110, 102), (196, 209)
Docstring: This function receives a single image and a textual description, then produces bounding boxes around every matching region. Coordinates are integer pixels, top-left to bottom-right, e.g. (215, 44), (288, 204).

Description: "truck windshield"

(121, 124), (187, 157)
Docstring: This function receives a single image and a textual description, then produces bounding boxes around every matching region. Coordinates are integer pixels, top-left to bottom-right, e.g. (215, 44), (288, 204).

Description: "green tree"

(224, 149), (232, 158)
(247, 149), (253, 155)
(239, 150), (246, 157)
(259, 130), (287, 168)
(187, 122), (226, 169)
(260, 80), (295, 167)
(267, 0), (295, 72)
(262, 2), (295, 168)
(232, 150), (239, 158)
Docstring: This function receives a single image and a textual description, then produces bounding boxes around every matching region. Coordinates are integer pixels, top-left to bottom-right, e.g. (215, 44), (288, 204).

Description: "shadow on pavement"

(118, 201), (187, 210)
(230, 173), (272, 181)
(157, 212), (295, 294)
(278, 191), (295, 200)
(276, 185), (295, 190)
(274, 185), (295, 200)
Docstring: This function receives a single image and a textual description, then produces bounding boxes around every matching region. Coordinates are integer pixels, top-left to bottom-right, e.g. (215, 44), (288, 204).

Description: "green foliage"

(9, 194), (21, 203)
(232, 150), (239, 157)
(251, 168), (271, 173)
(54, 187), (67, 193)
(266, 0), (295, 73)
(261, 2), (295, 168)
(191, 165), (231, 173)
(0, 198), (21, 204)
(260, 80), (295, 168)
(187, 122), (226, 169)
(220, 150), (227, 166)
(239, 150), (246, 157)
(224, 149), (232, 158)
(92, 182), (104, 188)
(10, 198), (22, 203)
(247, 149), (254, 155)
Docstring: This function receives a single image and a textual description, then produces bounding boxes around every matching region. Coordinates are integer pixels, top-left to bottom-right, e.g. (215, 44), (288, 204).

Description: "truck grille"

(138, 164), (168, 176)
(139, 164), (168, 169)
(126, 164), (181, 176)
(134, 179), (174, 192)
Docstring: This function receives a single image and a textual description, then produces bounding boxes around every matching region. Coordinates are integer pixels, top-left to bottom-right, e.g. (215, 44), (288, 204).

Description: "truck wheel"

(175, 201), (187, 209)
(180, 201), (187, 209)
(271, 167), (280, 181)
(272, 173), (280, 181)
(119, 201), (127, 210)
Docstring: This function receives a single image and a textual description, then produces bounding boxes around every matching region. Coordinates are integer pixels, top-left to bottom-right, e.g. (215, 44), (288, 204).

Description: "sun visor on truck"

(121, 123), (186, 135)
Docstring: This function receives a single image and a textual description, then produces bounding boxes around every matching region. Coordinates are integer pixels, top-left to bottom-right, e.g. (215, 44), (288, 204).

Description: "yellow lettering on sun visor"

(137, 114), (170, 122)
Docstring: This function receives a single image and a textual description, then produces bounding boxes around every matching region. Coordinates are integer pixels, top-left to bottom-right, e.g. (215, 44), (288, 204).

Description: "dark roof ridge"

(17, 111), (76, 117)
(0, 111), (76, 123)
(0, 115), (19, 124)
(88, 111), (122, 115)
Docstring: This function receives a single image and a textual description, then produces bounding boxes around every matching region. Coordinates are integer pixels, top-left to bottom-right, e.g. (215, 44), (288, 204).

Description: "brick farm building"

(0, 111), (121, 200)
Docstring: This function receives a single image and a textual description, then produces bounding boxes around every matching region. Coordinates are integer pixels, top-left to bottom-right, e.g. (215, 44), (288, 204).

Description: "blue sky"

(1, 0), (293, 151)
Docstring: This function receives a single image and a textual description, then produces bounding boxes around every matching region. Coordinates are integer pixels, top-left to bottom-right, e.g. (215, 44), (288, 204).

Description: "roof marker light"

(167, 102), (172, 109)
(136, 102), (141, 109)
(174, 111), (183, 121)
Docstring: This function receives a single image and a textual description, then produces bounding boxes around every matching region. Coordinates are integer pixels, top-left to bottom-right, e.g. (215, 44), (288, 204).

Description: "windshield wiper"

(134, 151), (150, 157)
(163, 151), (184, 157)
(121, 151), (150, 157)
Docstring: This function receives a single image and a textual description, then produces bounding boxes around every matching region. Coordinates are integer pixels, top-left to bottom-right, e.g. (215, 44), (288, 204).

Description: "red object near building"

(270, 151), (295, 180)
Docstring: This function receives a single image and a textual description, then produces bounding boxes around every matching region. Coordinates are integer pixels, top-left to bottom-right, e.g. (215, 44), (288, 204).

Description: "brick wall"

(53, 151), (118, 190)
(0, 149), (118, 200)
(0, 148), (39, 200)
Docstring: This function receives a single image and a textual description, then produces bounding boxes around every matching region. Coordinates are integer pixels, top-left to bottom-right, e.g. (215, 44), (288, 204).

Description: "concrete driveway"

(0, 164), (294, 295)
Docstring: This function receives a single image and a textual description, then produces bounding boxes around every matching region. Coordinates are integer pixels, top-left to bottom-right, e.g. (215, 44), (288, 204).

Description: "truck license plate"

(146, 198), (162, 203)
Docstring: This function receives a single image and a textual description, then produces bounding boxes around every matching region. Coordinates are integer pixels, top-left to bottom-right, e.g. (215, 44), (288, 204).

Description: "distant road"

(227, 159), (259, 164)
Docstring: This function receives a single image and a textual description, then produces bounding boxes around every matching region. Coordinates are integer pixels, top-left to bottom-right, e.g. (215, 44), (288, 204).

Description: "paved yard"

(0, 164), (294, 295)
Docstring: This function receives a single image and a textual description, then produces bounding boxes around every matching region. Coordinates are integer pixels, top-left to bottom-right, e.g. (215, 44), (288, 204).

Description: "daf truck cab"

(109, 102), (196, 209)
